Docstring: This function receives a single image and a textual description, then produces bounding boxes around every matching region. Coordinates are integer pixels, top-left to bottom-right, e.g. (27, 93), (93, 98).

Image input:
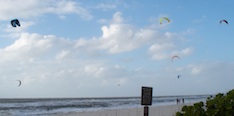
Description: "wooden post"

(144, 106), (149, 116)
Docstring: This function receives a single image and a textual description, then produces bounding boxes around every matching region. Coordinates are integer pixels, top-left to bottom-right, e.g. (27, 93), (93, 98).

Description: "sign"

(141, 86), (153, 105)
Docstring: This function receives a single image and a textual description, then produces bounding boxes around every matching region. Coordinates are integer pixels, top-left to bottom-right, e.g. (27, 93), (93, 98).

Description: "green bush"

(176, 89), (234, 116)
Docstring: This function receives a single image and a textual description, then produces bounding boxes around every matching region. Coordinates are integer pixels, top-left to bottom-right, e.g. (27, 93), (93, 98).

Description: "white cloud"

(55, 50), (71, 60)
(0, 0), (92, 20)
(0, 32), (80, 63)
(98, 12), (156, 54)
(74, 12), (193, 58)
(0, 33), (52, 62)
(191, 66), (203, 75)
(111, 12), (123, 23)
(148, 43), (175, 60)
(95, 3), (117, 11)
(3, 21), (35, 38)
(187, 62), (234, 77)
(74, 12), (157, 54)
(171, 47), (194, 57)
(148, 43), (193, 61)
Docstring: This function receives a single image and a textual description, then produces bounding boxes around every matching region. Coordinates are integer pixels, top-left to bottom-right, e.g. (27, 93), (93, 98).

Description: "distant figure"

(176, 99), (179, 104)
(182, 98), (184, 104)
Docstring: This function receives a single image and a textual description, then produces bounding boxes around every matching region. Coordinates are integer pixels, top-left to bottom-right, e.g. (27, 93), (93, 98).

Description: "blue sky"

(0, 0), (234, 98)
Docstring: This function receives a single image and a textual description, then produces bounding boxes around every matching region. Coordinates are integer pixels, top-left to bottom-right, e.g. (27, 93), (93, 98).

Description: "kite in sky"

(159, 17), (170, 24)
(171, 55), (180, 62)
(220, 20), (228, 25)
(11, 19), (20, 27)
(177, 75), (181, 79)
(16, 80), (22, 87)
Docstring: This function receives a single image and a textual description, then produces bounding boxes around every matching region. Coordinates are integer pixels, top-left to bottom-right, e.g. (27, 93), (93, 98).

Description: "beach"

(0, 96), (207, 115)
(55, 103), (191, 116)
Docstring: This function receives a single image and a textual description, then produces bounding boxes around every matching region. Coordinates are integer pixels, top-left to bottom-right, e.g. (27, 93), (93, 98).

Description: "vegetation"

(176, 89), (234, 116)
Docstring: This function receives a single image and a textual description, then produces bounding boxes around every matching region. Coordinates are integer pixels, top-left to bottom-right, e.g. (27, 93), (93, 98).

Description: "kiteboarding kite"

(16, 80), (22, 87)
(177, 75), (181, 79)
(160, 17), (170, 24)
(11, 19), (20, 27)
(171, 55), (180, 62)
(220, 20), (228, 25)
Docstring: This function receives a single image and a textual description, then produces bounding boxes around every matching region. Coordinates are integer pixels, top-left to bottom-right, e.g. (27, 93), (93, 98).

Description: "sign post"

(141, 86), (153, 116)
(144, 106), (149, 116)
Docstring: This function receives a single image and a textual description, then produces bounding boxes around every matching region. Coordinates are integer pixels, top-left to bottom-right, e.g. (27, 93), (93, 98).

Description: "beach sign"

(141, 86), (153, 105)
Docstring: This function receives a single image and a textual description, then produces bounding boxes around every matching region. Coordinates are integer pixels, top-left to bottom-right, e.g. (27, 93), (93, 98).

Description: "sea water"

(0, 95), (210, 116)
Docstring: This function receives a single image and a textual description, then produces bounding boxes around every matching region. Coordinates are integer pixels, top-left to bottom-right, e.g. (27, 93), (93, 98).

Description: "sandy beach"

(55, 103), (192, 116)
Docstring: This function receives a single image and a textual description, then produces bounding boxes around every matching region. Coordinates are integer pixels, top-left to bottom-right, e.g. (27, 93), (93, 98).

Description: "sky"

(0, 0), (234, 98)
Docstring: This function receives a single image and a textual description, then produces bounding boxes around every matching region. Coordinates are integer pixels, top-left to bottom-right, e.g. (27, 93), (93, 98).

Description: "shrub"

(176, 89), (234, 116)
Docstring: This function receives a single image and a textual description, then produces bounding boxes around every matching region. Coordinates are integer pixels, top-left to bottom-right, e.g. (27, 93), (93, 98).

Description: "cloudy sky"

(0, 0), (234, 98)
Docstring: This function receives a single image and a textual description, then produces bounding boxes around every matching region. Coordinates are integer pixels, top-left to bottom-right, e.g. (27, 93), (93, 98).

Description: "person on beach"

(182, 98), (184, 104)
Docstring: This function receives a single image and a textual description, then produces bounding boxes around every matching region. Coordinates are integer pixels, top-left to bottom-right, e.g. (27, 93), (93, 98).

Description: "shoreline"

(54, 103), (193, 116)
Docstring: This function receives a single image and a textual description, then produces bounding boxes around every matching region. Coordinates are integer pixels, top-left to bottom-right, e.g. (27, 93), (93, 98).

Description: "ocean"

(0, 95), (210, 116)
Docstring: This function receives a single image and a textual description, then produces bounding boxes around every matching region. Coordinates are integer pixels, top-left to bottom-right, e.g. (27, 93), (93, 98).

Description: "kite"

(11, 19), (20, 27)
(171, 55), (180, 62)
(177, 75), (181, 79)
(160, 17), (170, 24)
(16, 80), (22, 87)
(220, 20), (228, 25)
